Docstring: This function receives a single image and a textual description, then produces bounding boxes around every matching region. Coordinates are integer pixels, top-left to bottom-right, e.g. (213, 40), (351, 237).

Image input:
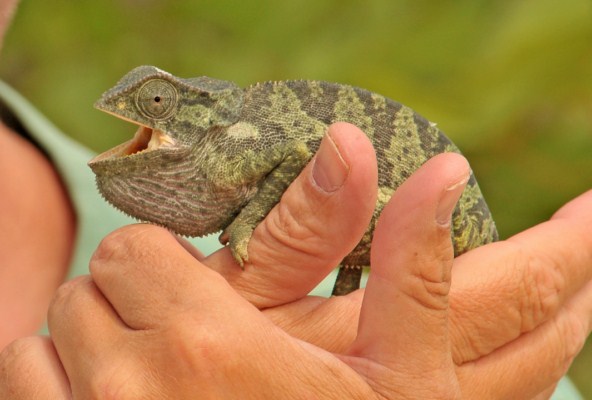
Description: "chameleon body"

(89, 66), (498, 295)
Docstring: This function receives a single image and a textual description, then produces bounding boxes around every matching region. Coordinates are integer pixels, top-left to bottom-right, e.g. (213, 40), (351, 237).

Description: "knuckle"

(258, 198), (328, 263)
(91, 226), (140, 264)
(50, 275), (89, 306)
(518, 247), (566, 331)
(413, 273), (451, 311)
(558, 307), (589, 368)
(0, 337), (48, 392)
(400, 244), (454, 312)
(0, 337), (33, 371)
(47, 276), (93, 325)
(91, 224), (168, 267)
(268, 198), (318, 243)
(165, 316), (239, 380)
(172, 322), (226, 367)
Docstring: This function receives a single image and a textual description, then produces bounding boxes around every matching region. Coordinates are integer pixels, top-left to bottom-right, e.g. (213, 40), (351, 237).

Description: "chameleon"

(88, 65), (498, 295)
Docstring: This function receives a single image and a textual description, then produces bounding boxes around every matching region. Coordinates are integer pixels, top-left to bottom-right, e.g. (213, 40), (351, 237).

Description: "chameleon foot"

(219, 222), (253, 268)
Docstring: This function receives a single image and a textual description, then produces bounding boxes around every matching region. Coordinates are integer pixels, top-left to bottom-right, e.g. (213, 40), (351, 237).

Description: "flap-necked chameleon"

(88, 65), (498, 295)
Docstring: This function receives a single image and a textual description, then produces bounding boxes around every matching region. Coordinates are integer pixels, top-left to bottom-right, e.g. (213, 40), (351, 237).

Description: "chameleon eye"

(136, 79), (178, 120)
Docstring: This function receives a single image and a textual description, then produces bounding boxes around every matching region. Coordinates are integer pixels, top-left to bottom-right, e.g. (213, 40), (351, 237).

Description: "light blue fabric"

(552, 378), (585, 400)
(0, 80), (584, 399)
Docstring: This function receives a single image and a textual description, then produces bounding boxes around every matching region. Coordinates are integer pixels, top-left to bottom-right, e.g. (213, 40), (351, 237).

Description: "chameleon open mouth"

(89, 125), (176, 164)
(126, 125), (176, 155)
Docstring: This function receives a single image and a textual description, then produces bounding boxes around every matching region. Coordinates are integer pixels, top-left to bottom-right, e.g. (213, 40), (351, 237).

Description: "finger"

(89, 224), (231, 330)
(552, 189), (592, 222)
(459, 279), (592, 399)
(0, 336), (70, 399)
(90, 230), (367, 399)
(264, 289), (364, 353)
(61, 238), (292, 399)
(47, 275), (129, 393)
(269, 191), (592, 357)
(206, 122), (378, 307)
(449, 191), (592, 363)
(350, 153), (469, 388)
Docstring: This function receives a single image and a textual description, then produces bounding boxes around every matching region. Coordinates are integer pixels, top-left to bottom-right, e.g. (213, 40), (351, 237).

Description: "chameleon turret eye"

(136, 79), (178, 120)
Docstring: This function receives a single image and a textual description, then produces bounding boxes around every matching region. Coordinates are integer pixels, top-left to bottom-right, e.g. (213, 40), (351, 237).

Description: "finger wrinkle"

(449, 308), (488, 364)
(413, 276), (451, 312)
(518, 246), (567, 333)
(556, 313), (588, 374)
(512, 218), (592, 285)
(266, 199), (322, 244)
(256, 200), (344, 269)
(500, 239), (569, 333)
(404, 244), (454, 303)
(560, 281), (592, 362)
(373, 265), (451, 314)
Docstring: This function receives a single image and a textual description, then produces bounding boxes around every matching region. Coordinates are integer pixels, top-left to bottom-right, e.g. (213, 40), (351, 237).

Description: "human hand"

(205, 123), (592, 398)
(1, 123), (591, 399)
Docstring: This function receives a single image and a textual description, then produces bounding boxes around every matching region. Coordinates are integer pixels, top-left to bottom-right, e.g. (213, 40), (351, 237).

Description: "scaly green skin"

(89, 66), (498, 295)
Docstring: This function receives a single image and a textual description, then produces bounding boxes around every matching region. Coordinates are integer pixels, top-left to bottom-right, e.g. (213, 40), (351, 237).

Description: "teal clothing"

(0, 81), (584, 400)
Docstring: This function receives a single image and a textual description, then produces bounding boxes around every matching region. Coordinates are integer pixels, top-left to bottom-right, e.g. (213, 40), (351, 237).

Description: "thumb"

(350, 153), (469, 393)
(205, 122), (378, 308)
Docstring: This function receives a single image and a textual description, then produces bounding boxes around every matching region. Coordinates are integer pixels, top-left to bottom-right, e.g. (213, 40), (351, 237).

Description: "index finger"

(449, 189), (592, 364)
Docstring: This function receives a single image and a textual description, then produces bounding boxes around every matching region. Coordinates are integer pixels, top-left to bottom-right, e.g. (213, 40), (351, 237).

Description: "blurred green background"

(1, 0), (591, 395)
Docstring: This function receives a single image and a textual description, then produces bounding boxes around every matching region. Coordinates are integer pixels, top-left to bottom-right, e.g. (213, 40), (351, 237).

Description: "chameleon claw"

(220, 222), (252, 269)
(230, 243), (249, 270)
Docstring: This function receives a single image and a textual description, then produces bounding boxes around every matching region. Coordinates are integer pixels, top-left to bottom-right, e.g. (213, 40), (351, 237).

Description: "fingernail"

(436, 172), (470, 226)
(312, 132), (350, 193)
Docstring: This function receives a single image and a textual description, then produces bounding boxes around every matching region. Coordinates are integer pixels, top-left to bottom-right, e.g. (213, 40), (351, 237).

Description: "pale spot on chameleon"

(377, 186), (394, 206)
(117, 101), (127, 110)
(227, 122), (259, 139)
(371, 92), (387, 112)
(308, 81), (325, 98)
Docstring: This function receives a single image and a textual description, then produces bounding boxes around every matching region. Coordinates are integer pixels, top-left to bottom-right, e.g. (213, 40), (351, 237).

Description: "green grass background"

(1, 0), (591, 395)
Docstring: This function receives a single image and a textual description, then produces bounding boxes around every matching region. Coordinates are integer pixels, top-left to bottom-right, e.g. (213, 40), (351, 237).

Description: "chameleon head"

(90, 65), (244, 162)
(87, 66), (246, 236)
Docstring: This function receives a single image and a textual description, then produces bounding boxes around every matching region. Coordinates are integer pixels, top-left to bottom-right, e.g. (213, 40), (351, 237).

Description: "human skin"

(0, 123), (75, 350)
(0, 123), (590, 399)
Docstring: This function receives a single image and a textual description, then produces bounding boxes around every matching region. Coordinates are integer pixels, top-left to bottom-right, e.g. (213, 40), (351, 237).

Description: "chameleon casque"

(89, 66), (498, 295)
